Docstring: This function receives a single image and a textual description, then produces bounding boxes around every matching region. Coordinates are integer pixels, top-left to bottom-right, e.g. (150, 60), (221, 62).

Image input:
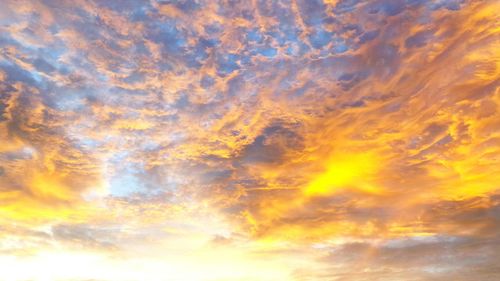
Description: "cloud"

(51, 224), (118, 250)
(0, 0), (498, 280)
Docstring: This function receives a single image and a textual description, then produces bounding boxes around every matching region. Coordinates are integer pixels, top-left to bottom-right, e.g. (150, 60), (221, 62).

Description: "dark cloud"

(51, 224), (118, 250)
(405, 30), (434, 48)
(239, 122), (304, 165)
(319, 234), (500, 281)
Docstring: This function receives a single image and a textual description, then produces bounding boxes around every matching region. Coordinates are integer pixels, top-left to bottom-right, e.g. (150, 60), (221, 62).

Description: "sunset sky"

(0, 0), (499, 280)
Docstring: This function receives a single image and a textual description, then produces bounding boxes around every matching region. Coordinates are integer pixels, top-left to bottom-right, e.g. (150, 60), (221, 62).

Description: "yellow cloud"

(304, 152), (383, 197)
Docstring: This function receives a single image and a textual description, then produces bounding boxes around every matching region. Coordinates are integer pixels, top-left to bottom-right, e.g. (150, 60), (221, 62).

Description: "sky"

(0, 0), (499, 280)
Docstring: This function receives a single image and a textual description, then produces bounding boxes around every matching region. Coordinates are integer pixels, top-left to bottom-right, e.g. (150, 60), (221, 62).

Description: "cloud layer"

(0, 0), (499, 280)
